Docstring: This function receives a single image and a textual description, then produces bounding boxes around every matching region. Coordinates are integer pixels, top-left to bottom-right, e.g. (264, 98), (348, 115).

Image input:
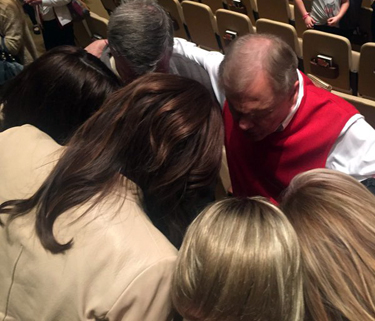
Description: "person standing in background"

(295, 0), (350, 37)
(24, 0), (74, 50)
(22, 0), (41, 34)
(0, 0), (38, 64)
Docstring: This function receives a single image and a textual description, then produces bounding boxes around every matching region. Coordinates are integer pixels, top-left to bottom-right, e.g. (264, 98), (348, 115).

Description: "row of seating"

(161, 0), (373, 46)
(159, 0), (289, 51)
(72, 0), (375, 102)
(307, 74), (375, 127)
(178, 0), (294, 27)
(303, 31), (375, 99)
(158, 0), (374, 99)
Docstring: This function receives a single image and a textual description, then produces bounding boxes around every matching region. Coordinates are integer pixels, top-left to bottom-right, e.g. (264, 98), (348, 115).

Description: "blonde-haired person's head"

(281, 168), (375, 321)
(172, 197), (304, 321)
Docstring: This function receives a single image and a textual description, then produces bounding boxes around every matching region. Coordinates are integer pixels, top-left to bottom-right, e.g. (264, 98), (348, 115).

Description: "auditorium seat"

(358, 6), (373, 45)
(358, 42), (375, 100)
(307, 73), (333, 91)
(182, 1), (222, 51)
(226, 0), (258, 26)
(85, 0), (109, 19)
(303, 30), (359, 94)
(307, 74), (375, 128)
(201, 0), (224, 13)
(73, 21), (92, 48)
(257, 0), (293, 24)
(216, 9), (255, 51)
(159, 0), (190, 40)
(216, 146), (232, 200)
(100, 0), (118, 14)
(333, 91), (375, 128)
(256, 18), (302, 58)
(362, 0), (373, 7)
(86, 12), (109, 40)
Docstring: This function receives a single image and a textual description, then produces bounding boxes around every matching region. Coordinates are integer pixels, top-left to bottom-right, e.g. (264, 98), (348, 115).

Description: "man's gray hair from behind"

(219, 34), (298, 99)
(108, 0), (173, 77)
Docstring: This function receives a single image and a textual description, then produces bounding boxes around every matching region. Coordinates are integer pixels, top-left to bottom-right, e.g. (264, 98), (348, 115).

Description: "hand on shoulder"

(85, 39), (108, 58)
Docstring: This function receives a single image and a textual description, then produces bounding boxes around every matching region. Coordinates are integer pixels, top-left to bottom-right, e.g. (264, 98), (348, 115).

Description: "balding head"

(220, 34), (298, 99)
(219, 34), (300, 141)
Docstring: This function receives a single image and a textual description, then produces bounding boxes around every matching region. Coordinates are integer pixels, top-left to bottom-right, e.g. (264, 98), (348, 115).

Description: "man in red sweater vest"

(221, 34), (375, 203)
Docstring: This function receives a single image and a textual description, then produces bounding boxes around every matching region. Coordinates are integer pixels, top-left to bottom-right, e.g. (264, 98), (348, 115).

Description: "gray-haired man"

(86, 0), (214, 95)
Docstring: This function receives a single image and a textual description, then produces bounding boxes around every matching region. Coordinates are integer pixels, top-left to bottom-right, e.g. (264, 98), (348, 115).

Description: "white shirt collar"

(279, 70), (304, 131)
(109, 56), (120, 77)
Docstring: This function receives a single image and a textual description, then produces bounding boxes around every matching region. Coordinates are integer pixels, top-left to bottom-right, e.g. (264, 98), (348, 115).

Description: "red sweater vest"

(223, 73), (358, 202)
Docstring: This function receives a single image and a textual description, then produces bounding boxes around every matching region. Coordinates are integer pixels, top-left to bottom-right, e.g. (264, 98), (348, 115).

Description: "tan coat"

(0, 125), (177, 321)
(0, 0), (38, 65)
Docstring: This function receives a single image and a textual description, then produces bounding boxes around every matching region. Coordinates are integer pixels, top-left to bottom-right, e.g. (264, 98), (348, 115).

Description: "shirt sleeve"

(105, 256), (176, 321)
(326, 114), (375, 181)
(173, 37), (225, 107)
(42, 0), (71, 7)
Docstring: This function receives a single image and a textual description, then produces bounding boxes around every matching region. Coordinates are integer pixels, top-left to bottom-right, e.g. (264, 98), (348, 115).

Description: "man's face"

(226, 72), (297, 141)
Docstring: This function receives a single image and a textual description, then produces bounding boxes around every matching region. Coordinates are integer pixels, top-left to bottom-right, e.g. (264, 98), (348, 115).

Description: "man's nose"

(238, 117), (254, 131)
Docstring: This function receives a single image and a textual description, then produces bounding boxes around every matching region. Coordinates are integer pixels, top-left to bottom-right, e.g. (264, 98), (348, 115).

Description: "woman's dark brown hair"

(0, 46), (122, 144)
(0, 73), (223, 252)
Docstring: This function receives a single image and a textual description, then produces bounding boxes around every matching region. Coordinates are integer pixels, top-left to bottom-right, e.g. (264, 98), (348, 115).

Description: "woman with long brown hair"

(1, 46), (122, 144)
(0, 73), (223, 320)
(281, 168), (375, 321)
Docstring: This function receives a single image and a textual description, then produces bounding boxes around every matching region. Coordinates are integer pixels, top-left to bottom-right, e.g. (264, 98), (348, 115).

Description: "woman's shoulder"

(74, 190), (178, 262)
(0, 125), (64, 201)
(0, 124), (61, 149)
(51, 172), (177, 285)
(48, 188), (177, 319)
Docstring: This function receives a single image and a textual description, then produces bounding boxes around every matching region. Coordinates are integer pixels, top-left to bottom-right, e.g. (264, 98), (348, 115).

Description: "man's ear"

(110, 47), (137, 84)
(294, 79), (299, 91)
(290, 79), (300, 105)
(155, 50), (172, 74)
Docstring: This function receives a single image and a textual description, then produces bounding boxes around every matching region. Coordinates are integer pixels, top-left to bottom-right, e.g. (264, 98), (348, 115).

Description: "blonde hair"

(172, 197), (304, 321)
(281, 169), (375, 321)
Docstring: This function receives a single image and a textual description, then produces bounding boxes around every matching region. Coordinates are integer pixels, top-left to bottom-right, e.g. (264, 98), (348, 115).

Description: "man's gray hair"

(108, 0), (173, 77)
(220, 34), (298, 98)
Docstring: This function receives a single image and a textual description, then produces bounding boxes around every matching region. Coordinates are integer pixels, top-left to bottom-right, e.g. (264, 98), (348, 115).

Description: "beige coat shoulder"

(0, 125), (177, 321)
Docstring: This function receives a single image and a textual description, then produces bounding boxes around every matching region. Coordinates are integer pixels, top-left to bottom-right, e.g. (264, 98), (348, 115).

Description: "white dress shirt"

(39, 0), (71, 25)
(173, 38), (225, 107)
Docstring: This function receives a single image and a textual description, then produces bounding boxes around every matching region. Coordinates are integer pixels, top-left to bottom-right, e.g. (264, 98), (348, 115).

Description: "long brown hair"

(0, 73), (223, 252)
(281, 169), (375, 321)
(172, 197), (304, 321)
(1, 46), (122, 144)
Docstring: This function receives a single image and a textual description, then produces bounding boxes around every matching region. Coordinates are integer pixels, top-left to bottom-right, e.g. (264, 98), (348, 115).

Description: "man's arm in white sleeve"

(326, 114), (375, 181)
(173, 37), (225, 107)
